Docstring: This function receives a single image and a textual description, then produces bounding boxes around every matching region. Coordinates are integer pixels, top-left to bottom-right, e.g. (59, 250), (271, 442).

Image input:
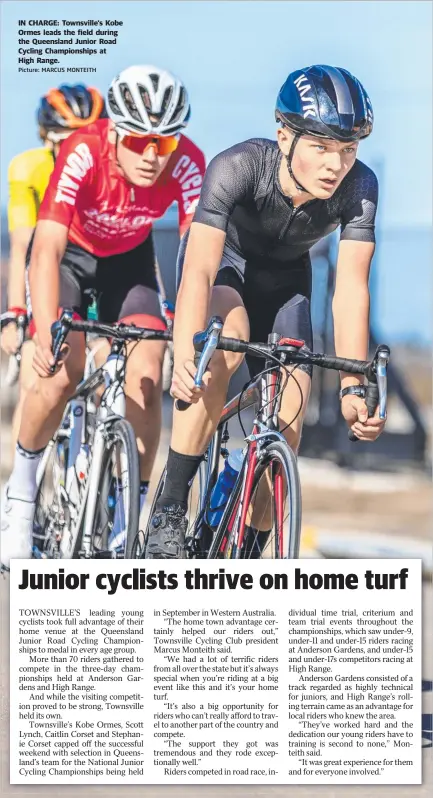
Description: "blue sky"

(0, 0), (431, 343)
(1, 0), (432, 228)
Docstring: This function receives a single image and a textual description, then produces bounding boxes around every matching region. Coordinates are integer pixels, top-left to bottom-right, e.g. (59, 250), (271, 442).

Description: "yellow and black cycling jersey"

(7, 146), (55, 233)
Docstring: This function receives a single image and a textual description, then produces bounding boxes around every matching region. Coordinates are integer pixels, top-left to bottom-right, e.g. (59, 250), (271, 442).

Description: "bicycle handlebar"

(50, 311), (172, 374)
(176, 315), (391, 443)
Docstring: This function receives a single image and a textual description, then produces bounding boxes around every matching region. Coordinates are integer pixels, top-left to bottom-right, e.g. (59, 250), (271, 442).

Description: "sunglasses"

(120, 132), (179, 156)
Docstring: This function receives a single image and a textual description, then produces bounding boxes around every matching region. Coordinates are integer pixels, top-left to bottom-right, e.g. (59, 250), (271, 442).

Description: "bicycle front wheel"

(213, 440), (302, 560)
(90, 418), (140, 558)
(33, 438), (76, 558)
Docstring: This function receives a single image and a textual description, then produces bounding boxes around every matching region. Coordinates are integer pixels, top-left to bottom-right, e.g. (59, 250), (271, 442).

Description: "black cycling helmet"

(276, 64), (373, 142)
(275, 65), (373, 191)
(37, 84), (107, 130)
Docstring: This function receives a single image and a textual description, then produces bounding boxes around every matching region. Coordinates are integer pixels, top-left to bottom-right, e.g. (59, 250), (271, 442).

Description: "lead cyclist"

(146, 64), (386, 559)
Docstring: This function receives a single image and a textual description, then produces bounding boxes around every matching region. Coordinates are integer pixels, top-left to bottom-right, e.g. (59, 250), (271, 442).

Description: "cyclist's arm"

(31, 132), (95, 350)
(7, 227), (33, 309)
(29, 220), (69, 350)
(335, 163), (378, 390)
(7, 161), (38, 310)
(171, 138), (207, 241)
(174, 222), (226, 366)
(332, 239), (374, 390)
(173, 144), (252, 369)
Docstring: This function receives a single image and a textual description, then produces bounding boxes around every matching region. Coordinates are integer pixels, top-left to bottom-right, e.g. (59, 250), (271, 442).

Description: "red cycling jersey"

(38, 118), (206, 257)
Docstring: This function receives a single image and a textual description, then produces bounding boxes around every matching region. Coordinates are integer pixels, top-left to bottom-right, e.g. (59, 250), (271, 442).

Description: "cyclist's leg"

(18, 256), (89, 453)
(11, 338), (35, 451)
(171, 277), (249, 456)
(2, 249), (89, 567)
(96, 235), (165, 484)
(146, 259), (249, 559)
(172, 238), (249, 456)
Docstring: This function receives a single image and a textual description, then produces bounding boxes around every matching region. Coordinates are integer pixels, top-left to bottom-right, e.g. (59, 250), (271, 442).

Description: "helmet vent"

(119, 83), (141, 121)
(170, 87), (186, 125)
(161, 86), (174, 115)
(138, 85), (152, 112)
(148, 73), (160, 93)
(107, 87), (122, 116)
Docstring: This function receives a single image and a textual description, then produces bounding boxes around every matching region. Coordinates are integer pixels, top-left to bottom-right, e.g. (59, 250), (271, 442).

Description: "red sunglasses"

(120, 133), (179, 156)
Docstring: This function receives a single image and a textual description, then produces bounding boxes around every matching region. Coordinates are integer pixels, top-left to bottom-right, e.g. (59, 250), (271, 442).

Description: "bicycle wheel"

(90, 419), (140, 558)
(33, 437), (78, 558)
(211, 440), (302, 560)
(132, 456), (210, 559)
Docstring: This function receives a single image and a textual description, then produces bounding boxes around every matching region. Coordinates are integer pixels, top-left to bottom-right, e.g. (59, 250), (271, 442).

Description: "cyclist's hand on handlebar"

(170, 358), (209, 405)
(33, 339), (70, 378)
(341, 394), (385, 442)
(1, 324), (19, 355)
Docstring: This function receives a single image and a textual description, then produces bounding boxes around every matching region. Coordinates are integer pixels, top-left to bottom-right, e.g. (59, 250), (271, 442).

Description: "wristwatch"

(339, 384), (367, 401)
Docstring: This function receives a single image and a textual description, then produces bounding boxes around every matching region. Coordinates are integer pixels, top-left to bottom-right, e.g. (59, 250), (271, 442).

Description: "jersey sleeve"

(192, 141), (258, 232)
(170, 140), (207, 238)
(339, 163), (379, 243)
(7, 154), (38, 232)
(38, 133), (96, 228)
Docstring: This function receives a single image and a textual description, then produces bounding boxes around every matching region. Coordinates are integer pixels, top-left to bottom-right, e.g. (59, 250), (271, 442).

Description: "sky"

(1, 0), (431, 229)
(0, 0), (431, 343)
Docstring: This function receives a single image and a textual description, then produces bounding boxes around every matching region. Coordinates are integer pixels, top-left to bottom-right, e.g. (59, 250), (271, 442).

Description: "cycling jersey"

(7, 147), (55, 232)
(38, 118), (206, 257)
(193, 138), (378, 268)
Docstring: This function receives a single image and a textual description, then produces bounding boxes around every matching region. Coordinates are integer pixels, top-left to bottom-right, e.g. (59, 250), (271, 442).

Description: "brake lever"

(50, 310), (74, 373)
(376, 345), (390, 420)
(348, 344), (390, 442)
(176, 316), (224, 411)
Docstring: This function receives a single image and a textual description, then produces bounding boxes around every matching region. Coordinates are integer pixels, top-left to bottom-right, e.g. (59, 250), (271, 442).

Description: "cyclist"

(1, 64), (206, 568)
(147, 64), (387, 559)
(2, 84), (107, 447)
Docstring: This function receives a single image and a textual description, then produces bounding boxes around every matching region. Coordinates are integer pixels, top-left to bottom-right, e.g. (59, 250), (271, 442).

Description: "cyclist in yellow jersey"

(2, 84), (107, 445)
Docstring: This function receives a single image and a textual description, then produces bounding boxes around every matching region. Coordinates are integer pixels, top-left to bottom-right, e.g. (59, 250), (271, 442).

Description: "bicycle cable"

(236, 346), (303, 437)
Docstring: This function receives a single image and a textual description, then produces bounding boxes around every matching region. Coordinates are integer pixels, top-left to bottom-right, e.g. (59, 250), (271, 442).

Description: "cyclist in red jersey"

(1, 65), (206, 567)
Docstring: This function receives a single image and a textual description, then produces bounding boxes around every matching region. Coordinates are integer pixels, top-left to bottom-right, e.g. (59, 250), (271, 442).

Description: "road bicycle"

(32, 311), (171, 560)
(135, 316), (390, 560)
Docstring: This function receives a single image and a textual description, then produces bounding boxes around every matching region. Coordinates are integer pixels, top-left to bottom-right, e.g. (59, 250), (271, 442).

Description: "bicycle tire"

(132, 457), (209, 559)
(209, 440), (302, 560)
(89, 418), (140, 558)
(33, 437), (78, 558)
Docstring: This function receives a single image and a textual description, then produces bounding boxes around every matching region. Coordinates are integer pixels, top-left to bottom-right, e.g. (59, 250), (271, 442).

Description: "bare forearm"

(7, 228), (33, 307)
(332, 285), (370, 388)
(173, 271), (212, 364)
(29, 253), (60, 348)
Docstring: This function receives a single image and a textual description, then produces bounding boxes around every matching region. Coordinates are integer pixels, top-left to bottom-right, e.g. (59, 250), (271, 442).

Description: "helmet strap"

(114, 131), (121, 167)
(285, 131), (309, 193)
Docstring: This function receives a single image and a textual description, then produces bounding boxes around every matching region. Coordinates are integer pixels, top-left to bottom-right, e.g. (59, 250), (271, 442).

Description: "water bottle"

(207, 448), (244, 528)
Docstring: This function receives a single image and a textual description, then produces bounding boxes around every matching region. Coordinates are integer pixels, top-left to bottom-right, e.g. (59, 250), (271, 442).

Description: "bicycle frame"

(199, 334), (291, 559)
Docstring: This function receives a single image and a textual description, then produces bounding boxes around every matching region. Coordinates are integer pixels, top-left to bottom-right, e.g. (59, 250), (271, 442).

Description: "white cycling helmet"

(107, 65), (191, 136)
